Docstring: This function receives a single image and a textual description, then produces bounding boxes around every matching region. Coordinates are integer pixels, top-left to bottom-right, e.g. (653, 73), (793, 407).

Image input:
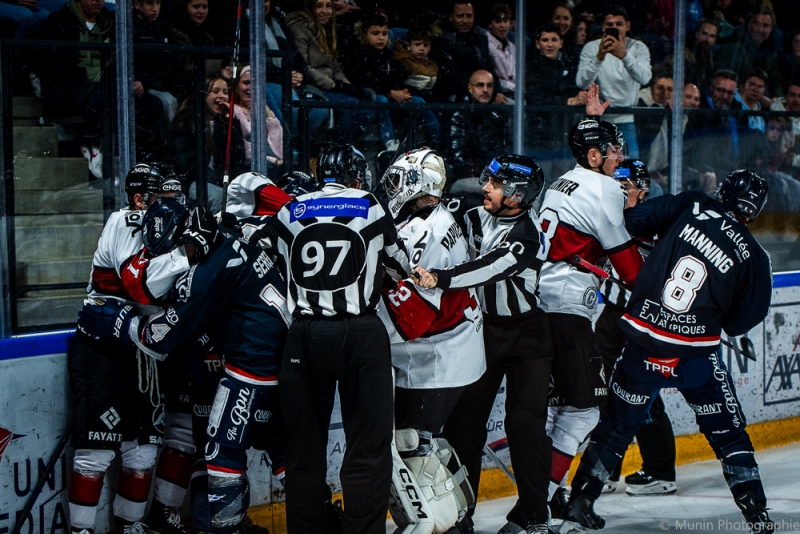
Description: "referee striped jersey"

(431, 194), (549, 317)
(263, 184), (411, 319)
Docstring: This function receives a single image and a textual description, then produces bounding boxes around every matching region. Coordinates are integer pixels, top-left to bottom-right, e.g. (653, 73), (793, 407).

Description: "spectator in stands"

(685, 18), (718, 92)
(430, 1), (492, 102)
(35, 0), (113, 130)
(341, 12), (440, 150)
(647, 82), (702, 186)
(551, 1), (573, 38)
(636, 68), (672, 165)
(771, 81), (800, 178)
(168, 75), (247, 212)
(486, 3), (515, 102)
(393, 26), (439, 102)
(133, 0), (186, 116)
(256, 0), (328, 138)
(526, 22), (588, 174)
(779, 29), (800, 92)
(0, 0), (66, 38)
(171, 0), (224, 92)
(684, 69), (747, 190)
(442, 68), (507, 184)
(573, 14), (590, 47)
(232, 65), (284, 176)
(715, 8), (783, 98)
(736, 68), (771, 133)
(286, 0), (373, 143)
(763, 116), (794, 175)
(704, 0), (742, 39)
(577, 4), (652, 159)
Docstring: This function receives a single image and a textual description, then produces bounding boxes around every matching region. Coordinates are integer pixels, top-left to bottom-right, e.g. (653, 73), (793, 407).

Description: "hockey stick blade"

(483, 445), (516, 485)
(739, 337), (757, 362)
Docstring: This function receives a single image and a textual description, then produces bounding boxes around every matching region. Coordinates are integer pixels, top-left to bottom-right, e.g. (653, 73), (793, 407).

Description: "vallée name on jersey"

(621, 193), (772, 357)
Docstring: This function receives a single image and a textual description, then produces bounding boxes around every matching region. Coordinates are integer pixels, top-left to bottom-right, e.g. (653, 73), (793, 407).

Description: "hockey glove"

(77, 298), (135, 345)
(181, 207), (220, 264)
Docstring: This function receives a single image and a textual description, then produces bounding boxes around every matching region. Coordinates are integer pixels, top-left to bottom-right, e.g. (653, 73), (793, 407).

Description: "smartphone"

(605, 27), (619, 39)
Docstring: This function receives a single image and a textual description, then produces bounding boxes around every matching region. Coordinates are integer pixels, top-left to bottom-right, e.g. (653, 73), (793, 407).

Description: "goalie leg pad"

(388, 429), (469, 534)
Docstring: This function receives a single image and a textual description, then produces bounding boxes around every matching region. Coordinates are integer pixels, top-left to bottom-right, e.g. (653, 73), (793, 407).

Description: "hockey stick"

(221, 0), (244, 216)
(571, 255), (757, 362)
(11, 422), (72, 534)
(483, 444), (516, 485)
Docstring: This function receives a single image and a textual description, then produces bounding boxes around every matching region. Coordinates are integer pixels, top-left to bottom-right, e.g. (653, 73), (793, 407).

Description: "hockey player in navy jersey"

(68, 163), (192, 534)
(562, 170), (774, 534)
(377, 148), (483, 532)
(78, 197), (291, 534)
(413, 155), (554, 534)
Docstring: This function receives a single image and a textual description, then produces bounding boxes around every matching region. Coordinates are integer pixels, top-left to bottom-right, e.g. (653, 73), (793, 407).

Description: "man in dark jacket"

(442, 68), (508, 185)
(430, 1), (492, 102)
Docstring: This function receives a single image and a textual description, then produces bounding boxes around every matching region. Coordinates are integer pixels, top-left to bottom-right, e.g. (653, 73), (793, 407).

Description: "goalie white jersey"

(87, 208), (190, 308)
(538, 164), (643, 319)
(378, 203), (486, 389)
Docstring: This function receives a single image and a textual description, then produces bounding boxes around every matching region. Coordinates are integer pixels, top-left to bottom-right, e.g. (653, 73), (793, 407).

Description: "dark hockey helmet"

(125, 163), (183, 207)
(478, 155), (545, 209)
(613, 159), (651, 191)
(716, 169), (769, 223)
(568, 119), (620, 161)
(142, 196), (191, 256)
(276, 170), (320, 198)
(317, 145), (372, 190)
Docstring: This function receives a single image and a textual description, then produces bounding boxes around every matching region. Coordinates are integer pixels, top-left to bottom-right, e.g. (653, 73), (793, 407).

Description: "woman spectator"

(550, 1), (582, 63)
(232, 65), (285, 176)
(168, 75), (247, 212)
(286, 0), (372, 143)
(171, 0), (224, 88)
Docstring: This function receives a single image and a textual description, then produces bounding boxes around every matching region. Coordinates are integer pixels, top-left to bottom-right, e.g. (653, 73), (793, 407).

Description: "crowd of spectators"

(4, 0), (800, 204)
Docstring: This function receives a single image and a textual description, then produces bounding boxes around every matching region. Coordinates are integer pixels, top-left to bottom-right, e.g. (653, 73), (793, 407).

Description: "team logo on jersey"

(100, 407), (121, 430)
(692, 202), (722, 221)
(582, 287), (598, 309)
(150, 323), (171, 342)
(645, 357), (680, 378)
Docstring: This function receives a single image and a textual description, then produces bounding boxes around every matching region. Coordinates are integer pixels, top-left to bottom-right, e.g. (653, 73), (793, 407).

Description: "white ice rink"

(386, 443), (800, 533)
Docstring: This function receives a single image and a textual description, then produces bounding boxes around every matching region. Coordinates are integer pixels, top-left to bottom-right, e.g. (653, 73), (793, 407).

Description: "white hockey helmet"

(382, 148), (447, 220)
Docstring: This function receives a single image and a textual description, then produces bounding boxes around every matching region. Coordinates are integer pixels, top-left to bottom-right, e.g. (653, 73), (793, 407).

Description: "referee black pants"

(443, 310), (554, 524)
(280, 313), (394, 534)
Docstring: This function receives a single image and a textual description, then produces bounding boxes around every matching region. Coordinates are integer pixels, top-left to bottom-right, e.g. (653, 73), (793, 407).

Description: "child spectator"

(393, 26), (439, 101)
(486, 3), (515, 102)
(342, 11), (440, 150)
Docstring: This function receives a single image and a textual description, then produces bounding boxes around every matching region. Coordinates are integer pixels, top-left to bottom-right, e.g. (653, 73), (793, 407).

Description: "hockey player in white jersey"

(536, 119), (644, 525)
(69, 163), (198, 534)
(377, 148), (483, 533)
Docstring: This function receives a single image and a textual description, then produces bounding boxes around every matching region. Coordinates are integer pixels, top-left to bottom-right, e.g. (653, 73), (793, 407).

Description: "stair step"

(13, 157), (89, 190)
(12, 96), (43, 119)
(16, 290), (85, 328)
(13, 126), (59, 158)
(16, 257), (92, 286)
(15, 186), (103, 215)
(15, 214), (103, 263)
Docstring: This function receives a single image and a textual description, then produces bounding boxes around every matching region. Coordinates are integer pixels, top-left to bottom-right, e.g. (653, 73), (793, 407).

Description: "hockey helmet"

(382, 148), (447, 220)
(142, 196), (191, 256)
(613, 159), (651, 192)
(125, 163), (183, 207)
(478, 155), (545, 210)
(716, 169), (769, 223)
(568, 119), (621, 162)
(276, 170), (320, 198)
(317, 145), (372, 190)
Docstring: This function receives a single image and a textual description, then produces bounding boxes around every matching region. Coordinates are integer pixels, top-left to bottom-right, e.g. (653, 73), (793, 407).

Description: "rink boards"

(1, 273), (799, 534)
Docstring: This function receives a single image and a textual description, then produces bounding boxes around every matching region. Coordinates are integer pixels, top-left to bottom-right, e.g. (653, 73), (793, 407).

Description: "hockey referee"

(257, 145), (411, 533)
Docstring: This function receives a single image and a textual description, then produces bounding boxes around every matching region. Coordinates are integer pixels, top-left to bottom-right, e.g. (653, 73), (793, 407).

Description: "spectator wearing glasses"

(715, 8), (783, 98)
(442, 68), (508, 186)
(576, 4), (652, 159)
(684, 69), (747, 191)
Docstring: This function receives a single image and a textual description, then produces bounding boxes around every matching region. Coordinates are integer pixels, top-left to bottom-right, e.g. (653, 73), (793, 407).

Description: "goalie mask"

(142, 196), (191, 256)
(382, 148), (447, 221)
(716, 169), (769, 223)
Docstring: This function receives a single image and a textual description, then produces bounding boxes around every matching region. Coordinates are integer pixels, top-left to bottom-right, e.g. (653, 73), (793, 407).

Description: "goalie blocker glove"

(77, 298), (135, 345)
